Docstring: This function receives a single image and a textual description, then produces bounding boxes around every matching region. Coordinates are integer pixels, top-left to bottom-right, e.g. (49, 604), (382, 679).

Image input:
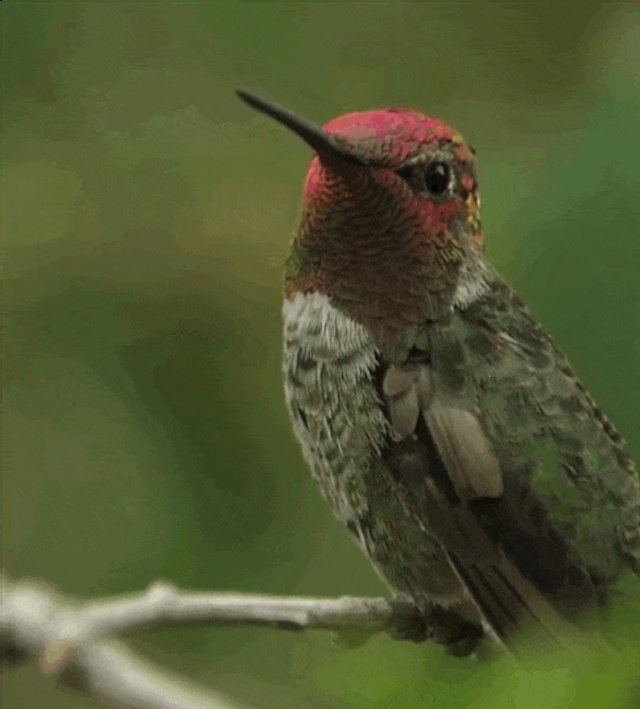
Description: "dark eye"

(424, 162), (451, 195)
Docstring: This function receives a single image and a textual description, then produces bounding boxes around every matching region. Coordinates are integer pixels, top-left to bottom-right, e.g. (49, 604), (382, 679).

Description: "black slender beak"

(236, 89), (374, 167)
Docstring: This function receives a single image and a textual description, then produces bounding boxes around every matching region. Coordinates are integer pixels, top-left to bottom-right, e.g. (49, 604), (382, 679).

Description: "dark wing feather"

(424, 385), (503, 499)
(381, 277), (640, 647)
(384, 423), (589, 650)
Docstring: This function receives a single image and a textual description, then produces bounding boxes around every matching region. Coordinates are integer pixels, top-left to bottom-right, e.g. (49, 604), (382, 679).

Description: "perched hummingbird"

(237, 90), (640, 653)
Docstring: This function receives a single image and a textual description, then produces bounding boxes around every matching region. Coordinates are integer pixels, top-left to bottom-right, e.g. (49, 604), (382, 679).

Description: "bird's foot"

(427, 606), (484, 657)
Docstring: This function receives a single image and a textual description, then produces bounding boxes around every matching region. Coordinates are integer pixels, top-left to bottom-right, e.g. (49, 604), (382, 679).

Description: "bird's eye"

(424, 162), (451, 195)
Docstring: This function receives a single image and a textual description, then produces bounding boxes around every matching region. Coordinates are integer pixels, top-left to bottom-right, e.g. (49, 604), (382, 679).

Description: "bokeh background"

(3, 3), (640, 708)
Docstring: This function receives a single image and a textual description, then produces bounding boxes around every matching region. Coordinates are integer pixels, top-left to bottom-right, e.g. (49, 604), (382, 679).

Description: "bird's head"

(238, 90), (483, 335)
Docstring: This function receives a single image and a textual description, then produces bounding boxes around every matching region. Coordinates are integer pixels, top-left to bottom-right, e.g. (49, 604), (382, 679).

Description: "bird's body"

(238, 91), (640, 651)
(283, 274), (640, 645)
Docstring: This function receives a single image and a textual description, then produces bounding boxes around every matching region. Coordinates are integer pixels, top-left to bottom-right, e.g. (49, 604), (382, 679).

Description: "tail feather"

(385, 437), (595, 653)
(435, 492), (584, 652)
(448, 552), (582, 653)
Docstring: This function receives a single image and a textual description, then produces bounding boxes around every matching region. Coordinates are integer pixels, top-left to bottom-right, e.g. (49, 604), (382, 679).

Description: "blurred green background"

(3, 2), (640, 708)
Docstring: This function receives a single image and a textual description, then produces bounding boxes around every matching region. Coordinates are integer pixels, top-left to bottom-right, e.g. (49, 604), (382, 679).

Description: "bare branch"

(1, 575), (427, 709)
(50, 581), (422, 644)
(1, 576), (240, 709)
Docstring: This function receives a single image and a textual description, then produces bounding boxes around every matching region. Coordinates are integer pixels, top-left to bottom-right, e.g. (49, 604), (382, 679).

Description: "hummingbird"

(237, 90), (640, 654)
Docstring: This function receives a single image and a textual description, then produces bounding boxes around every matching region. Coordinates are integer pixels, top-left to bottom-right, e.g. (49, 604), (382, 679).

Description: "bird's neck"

(285, 225), (491, 341)
(451, 247), (494, 311)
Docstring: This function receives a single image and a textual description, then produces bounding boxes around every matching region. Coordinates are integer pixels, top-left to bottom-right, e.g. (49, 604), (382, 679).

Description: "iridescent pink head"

(237, 91), (483, 333)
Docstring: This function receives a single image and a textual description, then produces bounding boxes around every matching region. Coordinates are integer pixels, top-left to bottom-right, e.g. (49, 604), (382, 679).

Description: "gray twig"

(1, 576), (237, 709)
(1, 575), (424, 709)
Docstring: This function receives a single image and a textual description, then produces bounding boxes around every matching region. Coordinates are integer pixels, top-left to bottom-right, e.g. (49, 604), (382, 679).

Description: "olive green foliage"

(3, 3), (640, 708)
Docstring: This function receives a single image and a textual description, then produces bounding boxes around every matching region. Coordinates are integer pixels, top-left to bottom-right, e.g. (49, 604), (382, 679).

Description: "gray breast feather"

(283, 292), (389, 524)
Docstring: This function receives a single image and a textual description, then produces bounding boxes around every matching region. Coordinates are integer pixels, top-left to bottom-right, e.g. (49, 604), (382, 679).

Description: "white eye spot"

(424, 162), (452, 195)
